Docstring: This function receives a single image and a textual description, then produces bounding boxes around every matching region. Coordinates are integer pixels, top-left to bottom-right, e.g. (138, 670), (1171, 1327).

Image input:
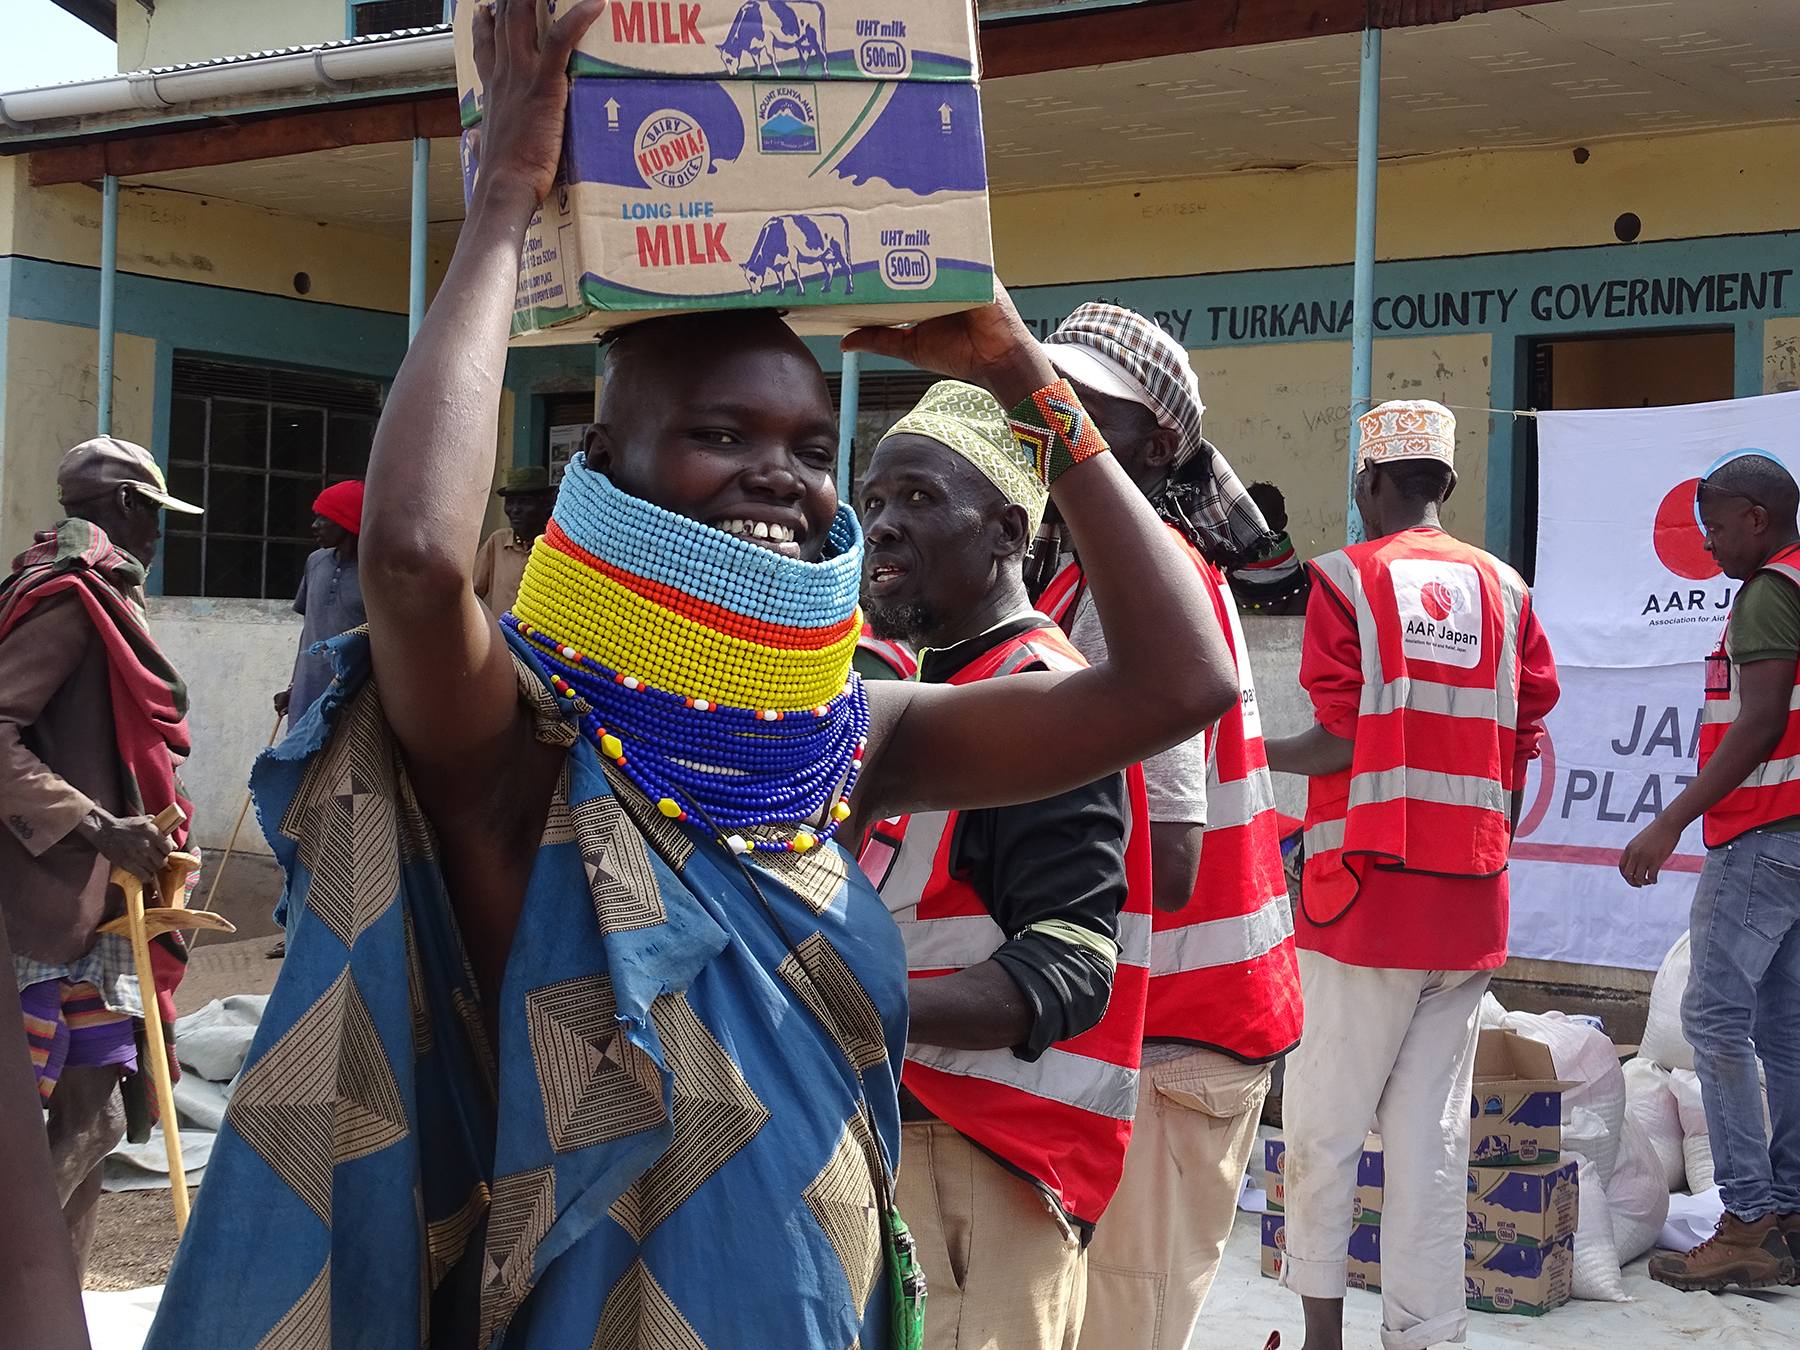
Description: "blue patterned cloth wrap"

(147, 627), (908, 1349)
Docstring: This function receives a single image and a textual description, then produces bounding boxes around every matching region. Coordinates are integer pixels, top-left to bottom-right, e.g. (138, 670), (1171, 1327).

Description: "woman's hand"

(842, 280), (1056, 409)
(469, 0), (606, 213)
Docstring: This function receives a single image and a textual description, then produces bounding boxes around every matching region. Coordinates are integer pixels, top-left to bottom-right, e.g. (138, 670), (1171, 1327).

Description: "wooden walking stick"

(97, 803), (235, 1236)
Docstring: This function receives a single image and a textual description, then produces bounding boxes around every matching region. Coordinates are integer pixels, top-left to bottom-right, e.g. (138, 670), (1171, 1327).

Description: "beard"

(865, 597), (939, 644)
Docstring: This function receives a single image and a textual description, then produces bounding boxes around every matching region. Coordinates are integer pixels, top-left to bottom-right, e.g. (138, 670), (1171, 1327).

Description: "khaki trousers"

(1278, 950), (1490, 1350)
(897, 1121), (1087, 1350)
(1076, 1048), (1272, 1350)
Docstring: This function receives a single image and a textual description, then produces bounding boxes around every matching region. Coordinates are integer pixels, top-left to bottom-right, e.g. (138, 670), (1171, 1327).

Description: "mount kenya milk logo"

(636, 110), (711, 189)
(1391, 558), (1483, 668)
(755, 83), (819, 154)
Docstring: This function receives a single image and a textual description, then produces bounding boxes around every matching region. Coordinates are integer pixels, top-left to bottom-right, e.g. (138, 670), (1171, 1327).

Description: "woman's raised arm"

(844, 285), (1238, 819)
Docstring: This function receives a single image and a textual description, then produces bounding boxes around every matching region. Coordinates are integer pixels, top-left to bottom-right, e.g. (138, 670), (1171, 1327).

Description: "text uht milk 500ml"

(463, 77), (993, 338)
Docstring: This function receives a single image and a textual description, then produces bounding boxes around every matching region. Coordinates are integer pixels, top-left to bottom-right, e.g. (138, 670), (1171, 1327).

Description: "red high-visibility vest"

(1041, 542), (1303, 1063)
(1700, 542), (1800, 847)
(858, 623), (1153, 1226)
(857, 621), (918, 680)
(1301, 531), (1531, 926)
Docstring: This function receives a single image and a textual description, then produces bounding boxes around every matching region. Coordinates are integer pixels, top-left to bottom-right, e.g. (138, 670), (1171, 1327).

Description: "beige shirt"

(473, 528), (533, 616)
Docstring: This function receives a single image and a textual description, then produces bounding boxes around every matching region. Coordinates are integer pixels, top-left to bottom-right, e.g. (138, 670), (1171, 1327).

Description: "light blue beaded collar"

(554, 456), (862, 628)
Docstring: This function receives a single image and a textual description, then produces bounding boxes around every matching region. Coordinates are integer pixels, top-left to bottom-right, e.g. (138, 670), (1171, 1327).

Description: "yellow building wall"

(1766, 317), (1800, 395)
(0, 157), (454, 316)
(117, 0), (352, 71)
(1197, 333), (1492, 560)
(992, 123), (1800, 286)
(2, 319), (157, 564)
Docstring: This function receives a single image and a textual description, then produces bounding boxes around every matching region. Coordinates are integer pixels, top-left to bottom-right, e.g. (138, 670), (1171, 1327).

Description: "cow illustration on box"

(718, 1), (828, 76)
(742, 213), (853, 296)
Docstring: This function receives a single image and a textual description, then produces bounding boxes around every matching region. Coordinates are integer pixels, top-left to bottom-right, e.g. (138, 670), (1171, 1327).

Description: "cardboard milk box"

(454, 0), (980, 126)
(1464, 1235), (1574, 1315)
(1469, 1031), (1576, 1167)
(1265, 1135), (1382, 1222)
(1465, 1160), (1578, 1247)
(1260, 1212), (1285, 1280)
(462, 76), (993, 337)
(1345, 1222), (1382, 1292)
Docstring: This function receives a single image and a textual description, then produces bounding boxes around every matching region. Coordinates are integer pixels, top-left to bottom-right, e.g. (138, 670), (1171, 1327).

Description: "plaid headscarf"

(884, 380), (1048, 532)
(1044, 304), (1274, 568)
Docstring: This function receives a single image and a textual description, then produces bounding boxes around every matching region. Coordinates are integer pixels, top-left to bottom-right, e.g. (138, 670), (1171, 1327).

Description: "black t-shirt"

(917, 615), (1130, 1061)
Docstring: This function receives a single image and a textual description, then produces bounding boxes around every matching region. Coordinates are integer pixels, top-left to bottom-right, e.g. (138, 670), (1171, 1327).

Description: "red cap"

(313, 480), (365, 535)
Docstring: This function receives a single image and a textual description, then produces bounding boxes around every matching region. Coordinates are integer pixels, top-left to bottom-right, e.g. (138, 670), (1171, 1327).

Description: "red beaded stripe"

(541, 520), (859, 652)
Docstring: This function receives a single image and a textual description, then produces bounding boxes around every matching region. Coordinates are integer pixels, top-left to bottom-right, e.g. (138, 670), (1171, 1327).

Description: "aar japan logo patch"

(1392, 559), (1484, 668)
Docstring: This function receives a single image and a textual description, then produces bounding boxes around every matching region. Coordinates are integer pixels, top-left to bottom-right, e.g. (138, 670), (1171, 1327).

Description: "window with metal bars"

(162, 358), (384, 600)
(824, 369), (939, 501)
(350, 0), (449, 38)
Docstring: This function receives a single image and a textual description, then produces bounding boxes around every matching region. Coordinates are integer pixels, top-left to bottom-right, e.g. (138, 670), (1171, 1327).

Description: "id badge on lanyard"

(1706, 643), (1732, 696)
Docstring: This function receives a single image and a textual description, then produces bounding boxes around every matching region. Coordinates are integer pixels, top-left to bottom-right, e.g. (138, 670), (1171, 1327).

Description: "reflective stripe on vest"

(1699, 549), (1800, 847)
(1144, 549), (1303, 1056)
(1054, 539), (1304, 1059)
(858, 622), (1153, 1224)
(857, 622), (918, 680)
(1300, 533), (1530, 926)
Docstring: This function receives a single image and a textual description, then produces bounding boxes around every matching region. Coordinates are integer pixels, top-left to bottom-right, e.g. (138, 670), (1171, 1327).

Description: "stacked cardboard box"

(452, 0), (993, 339)
(1463, 1031), (1580, 1316)
(1260, 1136), (1383, 1288)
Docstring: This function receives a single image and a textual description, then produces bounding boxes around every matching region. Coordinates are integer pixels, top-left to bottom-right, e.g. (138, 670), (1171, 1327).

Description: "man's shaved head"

(1703, 453), (1800, 530)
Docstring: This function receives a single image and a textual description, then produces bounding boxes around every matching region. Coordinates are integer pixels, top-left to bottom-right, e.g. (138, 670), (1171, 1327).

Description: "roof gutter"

(0, 30), (454, 125)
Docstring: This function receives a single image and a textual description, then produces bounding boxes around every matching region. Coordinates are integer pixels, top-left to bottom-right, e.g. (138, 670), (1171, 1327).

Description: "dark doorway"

(1520, 329), (1735, 581)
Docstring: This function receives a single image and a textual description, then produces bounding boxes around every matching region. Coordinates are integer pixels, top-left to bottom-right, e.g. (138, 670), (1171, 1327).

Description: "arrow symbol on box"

(605, 98), (621, 130)
(939, 103), (952, 132)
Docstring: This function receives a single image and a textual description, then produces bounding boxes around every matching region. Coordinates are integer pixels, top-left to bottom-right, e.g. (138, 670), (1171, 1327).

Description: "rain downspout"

(837, 350), (861, 502)
(410, 137), (429, 341)
(1347, 26), (1381, 545)
(98, 174), (118, 436)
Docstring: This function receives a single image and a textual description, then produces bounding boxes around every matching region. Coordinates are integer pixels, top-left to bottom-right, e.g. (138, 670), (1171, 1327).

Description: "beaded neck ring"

(508, 457), (870, 855)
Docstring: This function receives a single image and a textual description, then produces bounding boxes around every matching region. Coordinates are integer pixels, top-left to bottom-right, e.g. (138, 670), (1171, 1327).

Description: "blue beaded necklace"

(508, 461), (870, 856)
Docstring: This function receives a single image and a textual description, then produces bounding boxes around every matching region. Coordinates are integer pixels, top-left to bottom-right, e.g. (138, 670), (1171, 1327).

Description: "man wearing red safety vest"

(1265, 400), (1559, 1350)
(1622, 452), (1800, 1291)
(856, 379), (1179, 1350)
(1034, 304), (1303, 1350)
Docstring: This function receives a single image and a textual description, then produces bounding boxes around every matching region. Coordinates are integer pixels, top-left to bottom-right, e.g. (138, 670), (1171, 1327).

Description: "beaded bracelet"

(1008, 379), (1110, 488)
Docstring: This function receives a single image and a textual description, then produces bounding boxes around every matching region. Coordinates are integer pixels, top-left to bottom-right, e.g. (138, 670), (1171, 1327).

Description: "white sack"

(1684, 1133), (1716, 1194)
(1502, 1010), (1627, 1184)
(1670, 1067), (1707, 1136)
(1567, 1146), (1629, 1302)
(173, 994), (268, 1083)
(1622, 1056), (1686, 1191)
(1478, 991), (1508, 1029)
(1608, 1109), (1672, 1263)
(1641, 933), (1694, 1071)
(1658, 1187), (1725, 1252)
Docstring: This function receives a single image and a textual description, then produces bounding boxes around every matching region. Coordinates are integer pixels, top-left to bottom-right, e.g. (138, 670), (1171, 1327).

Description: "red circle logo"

(1421, 580), (1459, 621)
(1654, 478), (1721, 581)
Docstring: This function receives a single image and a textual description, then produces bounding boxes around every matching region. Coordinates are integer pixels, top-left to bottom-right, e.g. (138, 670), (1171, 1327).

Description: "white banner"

(1507, 664), (1700, 970)
(1533, 390), (1800, 668)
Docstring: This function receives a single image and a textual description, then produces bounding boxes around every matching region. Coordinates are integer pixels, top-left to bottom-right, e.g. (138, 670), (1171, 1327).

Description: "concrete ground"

(84, 938), (281, 1297)
(1199, 1207), (1800, 1350)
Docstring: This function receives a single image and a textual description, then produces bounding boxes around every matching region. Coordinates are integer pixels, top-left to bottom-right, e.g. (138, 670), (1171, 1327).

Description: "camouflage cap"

(882, 380), (1048, 532)
(58, 437), (201, 514)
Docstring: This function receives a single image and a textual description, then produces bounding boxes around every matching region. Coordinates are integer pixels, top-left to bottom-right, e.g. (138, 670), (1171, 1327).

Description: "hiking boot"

(1648, 1212), (1795, 1292)
(1781, 1214), (1800, 1285)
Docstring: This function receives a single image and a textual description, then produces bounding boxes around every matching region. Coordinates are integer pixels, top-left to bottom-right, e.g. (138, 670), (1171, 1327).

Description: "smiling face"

(585, 313), (839, 561)
(859, 434), (1028, 645)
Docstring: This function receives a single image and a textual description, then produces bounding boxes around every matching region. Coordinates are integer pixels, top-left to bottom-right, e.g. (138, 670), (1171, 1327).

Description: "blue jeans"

(1684, 828), (1800, 1220)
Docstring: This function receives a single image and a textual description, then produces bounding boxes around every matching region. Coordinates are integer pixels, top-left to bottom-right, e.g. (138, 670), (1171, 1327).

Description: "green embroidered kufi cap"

(883, 380), (1048, 533)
